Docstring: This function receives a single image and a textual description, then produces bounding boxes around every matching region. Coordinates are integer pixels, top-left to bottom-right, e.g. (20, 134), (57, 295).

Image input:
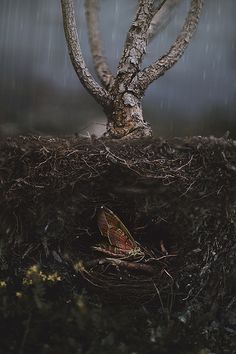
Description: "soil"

(0, 135), (235, 354)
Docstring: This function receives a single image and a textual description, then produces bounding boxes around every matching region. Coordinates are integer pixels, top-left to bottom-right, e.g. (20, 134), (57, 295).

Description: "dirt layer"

(0, 135), (236, 354)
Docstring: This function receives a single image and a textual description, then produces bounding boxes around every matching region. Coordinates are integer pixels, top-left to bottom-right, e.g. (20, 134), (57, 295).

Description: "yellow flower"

(23, 278), (33, 285)
(47, 273), (61, 282)
(39, 271), (47, 281)
(26, 265), (39, 276)
(74, 261), (84, 272)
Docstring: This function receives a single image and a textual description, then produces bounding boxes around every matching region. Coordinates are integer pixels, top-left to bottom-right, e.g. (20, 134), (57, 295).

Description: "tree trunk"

(104, 92), (152, 139)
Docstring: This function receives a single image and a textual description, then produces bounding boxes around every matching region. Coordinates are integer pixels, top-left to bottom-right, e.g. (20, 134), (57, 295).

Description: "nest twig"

(0, 135), (235, 305)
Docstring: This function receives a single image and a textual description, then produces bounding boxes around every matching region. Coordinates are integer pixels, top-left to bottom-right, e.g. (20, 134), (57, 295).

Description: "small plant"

(61, 0), (204, 139)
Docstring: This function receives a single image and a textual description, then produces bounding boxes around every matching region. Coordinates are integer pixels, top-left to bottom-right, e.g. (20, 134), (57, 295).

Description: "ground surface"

(0, 135), (236, 354)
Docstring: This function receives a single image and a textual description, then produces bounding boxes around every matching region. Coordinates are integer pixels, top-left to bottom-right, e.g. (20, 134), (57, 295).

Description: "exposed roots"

(0, 135), (235, 308)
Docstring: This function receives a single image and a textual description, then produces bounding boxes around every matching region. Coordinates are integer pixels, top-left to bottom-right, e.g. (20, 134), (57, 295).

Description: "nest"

(0, 135), (236, 306)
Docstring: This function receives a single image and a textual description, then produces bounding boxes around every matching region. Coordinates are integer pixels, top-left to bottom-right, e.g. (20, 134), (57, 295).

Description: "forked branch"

(61, 0), (110, 107)
(61, 0), (204, 139)
(116, 0), (166, 86)
(137, 0), (204, 94)
(85, 0), (114, 89)
(115, 0), (167, 89)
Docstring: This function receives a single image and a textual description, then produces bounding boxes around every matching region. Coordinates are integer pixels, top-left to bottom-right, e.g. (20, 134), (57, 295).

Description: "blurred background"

(0, 0), (235, 138)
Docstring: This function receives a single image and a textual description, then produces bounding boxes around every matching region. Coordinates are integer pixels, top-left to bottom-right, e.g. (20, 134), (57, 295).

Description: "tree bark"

(85, 0), (114, 89)
(61, 0), (110, 107)
(104, 92), (152, 139)
(133, 0), (204, 94)
(61, 0), (204, 139)
(104, 0), (162, 139)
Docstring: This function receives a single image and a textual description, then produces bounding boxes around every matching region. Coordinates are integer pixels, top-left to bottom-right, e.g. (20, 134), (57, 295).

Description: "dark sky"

(0, 0), (236, 137)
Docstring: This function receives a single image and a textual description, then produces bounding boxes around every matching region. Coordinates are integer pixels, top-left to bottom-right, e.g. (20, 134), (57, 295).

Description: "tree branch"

(148, 0), (181, 43)
(115, 0), (156, 87)
(137, 0), (204, 94)
(61, 0), (110, 107)
(85, 0), (114, 89)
